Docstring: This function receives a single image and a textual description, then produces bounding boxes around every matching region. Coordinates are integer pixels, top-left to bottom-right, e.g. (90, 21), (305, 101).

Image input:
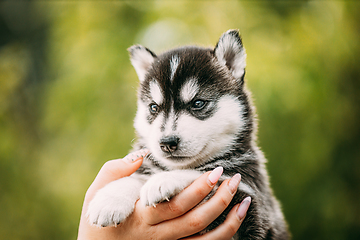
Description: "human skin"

(77, 149), (251, 240)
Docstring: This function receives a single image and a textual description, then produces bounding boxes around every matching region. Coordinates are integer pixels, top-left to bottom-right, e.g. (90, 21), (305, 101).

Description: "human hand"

(77, 149), (251, 240)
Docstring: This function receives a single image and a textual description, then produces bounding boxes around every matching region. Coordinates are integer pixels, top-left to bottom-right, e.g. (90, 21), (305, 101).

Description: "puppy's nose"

(160, 136), (180, 153)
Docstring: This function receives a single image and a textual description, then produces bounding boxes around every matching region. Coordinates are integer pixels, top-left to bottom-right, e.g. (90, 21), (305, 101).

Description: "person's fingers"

(184, 197), (252, 240)
(85, 149), (148, 202)
(78, 149), (149, 240)
(158, 173), (242, 239)
(140, 167), (224, 225)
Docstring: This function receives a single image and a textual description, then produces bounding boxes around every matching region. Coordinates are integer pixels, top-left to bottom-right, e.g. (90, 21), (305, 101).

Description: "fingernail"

(236, 196), (251, 220)
(123, 149), (149, 163)
(139, 148), (149, 157)
(228, 173), (241, 195)
(208, 167), (223, 186)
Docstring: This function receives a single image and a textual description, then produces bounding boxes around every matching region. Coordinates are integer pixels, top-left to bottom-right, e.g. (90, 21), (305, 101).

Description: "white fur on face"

(147, 111), (166, 157)
(180, 78), (200, 103)
(134, 100), (151, 140)
(149, 81), (163, 105)
(162, 107), (176, 135)
(140, 95), (244, 169)
(170, 55), (180, 82)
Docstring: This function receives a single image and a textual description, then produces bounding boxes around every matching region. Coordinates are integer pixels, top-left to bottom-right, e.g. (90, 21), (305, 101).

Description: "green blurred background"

(0, 1), (359, 239)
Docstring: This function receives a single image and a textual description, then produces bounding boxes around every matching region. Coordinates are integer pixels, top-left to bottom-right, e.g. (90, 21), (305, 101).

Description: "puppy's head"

(129, 30), (248, 169)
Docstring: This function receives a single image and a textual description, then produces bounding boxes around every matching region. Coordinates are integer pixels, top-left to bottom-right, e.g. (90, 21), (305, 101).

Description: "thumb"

(86, 149), (149, 200)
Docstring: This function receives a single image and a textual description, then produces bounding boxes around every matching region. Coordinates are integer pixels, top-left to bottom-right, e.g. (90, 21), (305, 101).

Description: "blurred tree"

(0, 2), (69, 240)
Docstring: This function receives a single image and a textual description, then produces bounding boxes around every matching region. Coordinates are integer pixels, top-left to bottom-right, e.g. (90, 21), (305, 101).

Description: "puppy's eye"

(192, 100), (206, 110)
(149, 104), (159, 113)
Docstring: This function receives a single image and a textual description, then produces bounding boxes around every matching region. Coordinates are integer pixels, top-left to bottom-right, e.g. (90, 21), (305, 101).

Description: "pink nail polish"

(228, 173), (241, 195)
(208, 167), (223, 185)
(123, 149), (149, 163)
(139, 148), (150, 157)
(237, 196), (251, 220)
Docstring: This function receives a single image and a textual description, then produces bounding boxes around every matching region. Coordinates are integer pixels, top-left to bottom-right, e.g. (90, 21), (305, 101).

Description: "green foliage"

(0, 1), (359, 239)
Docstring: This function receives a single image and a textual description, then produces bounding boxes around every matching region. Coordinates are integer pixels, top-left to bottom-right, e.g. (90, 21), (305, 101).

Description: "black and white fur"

(87, 30), (289, 240)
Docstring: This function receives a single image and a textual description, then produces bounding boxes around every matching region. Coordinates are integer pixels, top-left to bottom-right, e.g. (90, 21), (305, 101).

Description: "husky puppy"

(87, 29), (289, 239)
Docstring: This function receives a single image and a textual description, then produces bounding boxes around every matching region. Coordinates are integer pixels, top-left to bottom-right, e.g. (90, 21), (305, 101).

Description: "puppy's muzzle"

(160, 136), (180, 153)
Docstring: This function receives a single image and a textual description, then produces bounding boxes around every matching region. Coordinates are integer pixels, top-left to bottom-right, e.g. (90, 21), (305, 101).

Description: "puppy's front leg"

(86, 175), (144, 227)
(140, 170), (202, 207)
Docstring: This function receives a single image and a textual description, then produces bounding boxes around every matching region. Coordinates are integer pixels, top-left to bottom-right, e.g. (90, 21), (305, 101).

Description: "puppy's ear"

(128, 45), (157, 82)
(214, 29), (246, 81)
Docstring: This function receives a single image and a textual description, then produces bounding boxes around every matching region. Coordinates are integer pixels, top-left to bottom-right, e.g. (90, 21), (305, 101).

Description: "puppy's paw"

(86, 178), (140, 227)
(87, 195), (133, 227)
(140, 171), (199, 207)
